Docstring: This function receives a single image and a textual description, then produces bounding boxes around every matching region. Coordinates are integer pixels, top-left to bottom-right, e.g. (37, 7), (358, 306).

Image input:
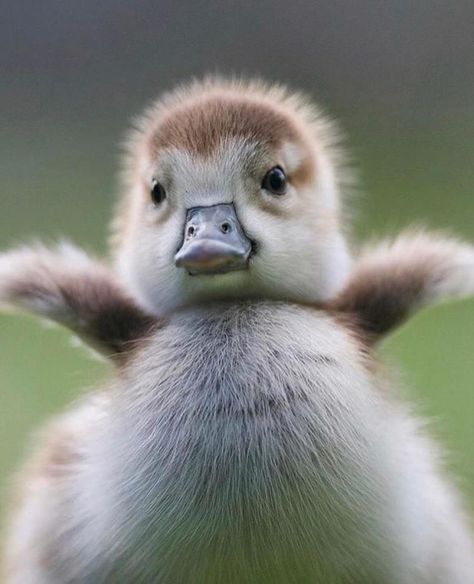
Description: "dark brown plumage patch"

(326, 231), (474, 344)
(19, 274), (158, 363)
(0, 247), (161, 364)
(150, 95), (304, 158)
(60, 276), (160, 362)
(332, 272), (426, 336)
(328, 262), (428, 343)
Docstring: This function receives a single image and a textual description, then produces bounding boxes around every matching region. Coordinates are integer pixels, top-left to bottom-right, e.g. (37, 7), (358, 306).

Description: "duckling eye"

(261, 166), (287, 196)
(151, 181), (166, 205)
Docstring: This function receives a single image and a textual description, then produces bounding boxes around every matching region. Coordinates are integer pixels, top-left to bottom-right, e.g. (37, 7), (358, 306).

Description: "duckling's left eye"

(262, 167), (287, 196)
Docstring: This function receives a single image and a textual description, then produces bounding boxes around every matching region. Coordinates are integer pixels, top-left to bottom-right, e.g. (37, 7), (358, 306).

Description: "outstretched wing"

(328, 230), (474, 342)
(0, 242), (158, 362)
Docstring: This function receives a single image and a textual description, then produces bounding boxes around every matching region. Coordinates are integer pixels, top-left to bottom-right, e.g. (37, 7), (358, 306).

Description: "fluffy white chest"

(81, 303), (408, 582)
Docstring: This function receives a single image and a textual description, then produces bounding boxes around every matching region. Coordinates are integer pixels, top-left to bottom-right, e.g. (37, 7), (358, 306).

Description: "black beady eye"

(151, 181), (166, 205)
(262, 167), (287, 196)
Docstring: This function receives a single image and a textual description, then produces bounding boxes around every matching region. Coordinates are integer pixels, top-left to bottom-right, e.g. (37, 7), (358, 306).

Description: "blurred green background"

(1, 0), (473, 529)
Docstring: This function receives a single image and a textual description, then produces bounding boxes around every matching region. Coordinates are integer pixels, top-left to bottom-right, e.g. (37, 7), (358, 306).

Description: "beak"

(175, 204), (253, 275)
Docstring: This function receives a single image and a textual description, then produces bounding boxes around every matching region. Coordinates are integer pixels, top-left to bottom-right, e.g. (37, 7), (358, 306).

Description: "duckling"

(1, 78), (474, 583)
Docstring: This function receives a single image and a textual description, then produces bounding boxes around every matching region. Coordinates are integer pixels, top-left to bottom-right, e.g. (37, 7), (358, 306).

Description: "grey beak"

(175, 204), (253, 275)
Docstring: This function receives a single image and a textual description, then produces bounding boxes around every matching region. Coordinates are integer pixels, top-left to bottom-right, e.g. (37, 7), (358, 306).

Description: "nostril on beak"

(220, 222), (231, 234)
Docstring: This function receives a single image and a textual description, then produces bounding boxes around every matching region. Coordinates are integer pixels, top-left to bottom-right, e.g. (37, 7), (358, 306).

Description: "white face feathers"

(113, 79), (352, 315)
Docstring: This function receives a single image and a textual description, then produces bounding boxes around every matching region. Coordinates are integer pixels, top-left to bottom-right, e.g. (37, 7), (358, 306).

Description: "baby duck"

(1, 78), (474, 583)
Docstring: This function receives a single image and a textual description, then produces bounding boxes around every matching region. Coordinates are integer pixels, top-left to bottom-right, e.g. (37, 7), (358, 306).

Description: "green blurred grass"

(0, 116), (473, 523)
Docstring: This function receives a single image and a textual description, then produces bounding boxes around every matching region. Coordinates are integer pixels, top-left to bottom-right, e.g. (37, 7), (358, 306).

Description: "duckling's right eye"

(151, 181), (166, 205)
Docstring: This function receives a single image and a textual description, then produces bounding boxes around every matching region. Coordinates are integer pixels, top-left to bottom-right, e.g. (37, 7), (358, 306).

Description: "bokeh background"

(1, 0), (473, 529)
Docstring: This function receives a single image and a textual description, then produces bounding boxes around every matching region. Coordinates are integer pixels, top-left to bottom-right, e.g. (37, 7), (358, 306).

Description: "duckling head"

(113, 78), (352, 315)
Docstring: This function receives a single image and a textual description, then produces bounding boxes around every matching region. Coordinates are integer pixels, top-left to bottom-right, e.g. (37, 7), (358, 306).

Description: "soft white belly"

(29, 302), (472, 583)
(88, 303), (405, 582)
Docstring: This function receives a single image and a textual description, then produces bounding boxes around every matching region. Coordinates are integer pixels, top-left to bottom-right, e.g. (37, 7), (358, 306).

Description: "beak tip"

(174, 239), (250, 275)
